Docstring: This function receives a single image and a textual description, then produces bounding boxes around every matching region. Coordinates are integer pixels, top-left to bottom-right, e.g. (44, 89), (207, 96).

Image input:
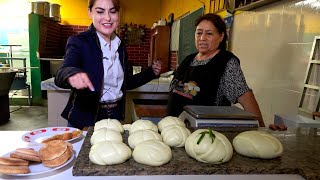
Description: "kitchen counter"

(274, 114), (320, 128)
(126, 77), (171, 123)
(41, 77), (69, 91)
(40, 77), (171, 92)
(0, 130), (306, 179)
(41, 77), (171, 125)
(41, 77), (70, 127)
(73, 127), (319, 179)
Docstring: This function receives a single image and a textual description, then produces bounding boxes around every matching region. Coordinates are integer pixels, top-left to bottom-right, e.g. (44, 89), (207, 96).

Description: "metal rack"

(0, 45), (31, 105)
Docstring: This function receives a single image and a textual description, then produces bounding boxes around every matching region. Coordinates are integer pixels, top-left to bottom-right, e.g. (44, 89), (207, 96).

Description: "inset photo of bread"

(0, 144), (74, 176)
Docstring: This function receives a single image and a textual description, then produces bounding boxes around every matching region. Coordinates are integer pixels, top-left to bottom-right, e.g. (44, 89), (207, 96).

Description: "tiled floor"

(0, 105), (48, 131)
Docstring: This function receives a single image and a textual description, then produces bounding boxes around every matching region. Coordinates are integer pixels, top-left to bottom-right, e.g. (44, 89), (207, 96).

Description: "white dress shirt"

(97, 32), (124, 102)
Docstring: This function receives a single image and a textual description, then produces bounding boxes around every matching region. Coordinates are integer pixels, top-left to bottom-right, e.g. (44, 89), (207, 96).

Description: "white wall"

(230, 0), (320, 125)
(0, 0), (31, 83)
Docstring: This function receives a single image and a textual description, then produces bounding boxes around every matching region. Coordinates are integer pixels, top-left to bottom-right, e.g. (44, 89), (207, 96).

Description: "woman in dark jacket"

(55, 0), (161, 130)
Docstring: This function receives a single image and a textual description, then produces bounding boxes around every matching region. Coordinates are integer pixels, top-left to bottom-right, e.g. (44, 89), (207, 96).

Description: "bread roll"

(90, 128), (123, 146)
(94, 119), (124, 134)
(10, 152), (41, 162)
(0, 157), (29, 166)
(89, 141), (131, 165)
(233, 131), (283, 159)
(0, 164), (30, 174)
(61, 132), (73, 140)
(185, 129), (233, 164)
(161, 124), (191, 147)
(41, 134), (62, 143)
(39, 140), (73, 167)
(71, 129), (82, 138)
(158, 116), (185, 132)
(133, 140), (172, 166)
(129, 120), (158, 135)
(41, 144), (73, 167)
(128, 129), (162, 149)
(15, 148), (38, 157)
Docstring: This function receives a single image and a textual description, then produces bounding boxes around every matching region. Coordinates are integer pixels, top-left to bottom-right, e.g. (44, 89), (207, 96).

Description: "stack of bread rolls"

(129, 119), (172, 166)
(0, 135), (75, 175)
(158, 116), (191, 148)
(39, 140), (73, 167)
(89, 119), (131, 165)
(0, 148), (40, 174)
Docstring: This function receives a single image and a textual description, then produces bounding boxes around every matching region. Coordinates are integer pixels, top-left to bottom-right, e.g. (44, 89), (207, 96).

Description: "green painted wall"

(28, 14), (42, 105)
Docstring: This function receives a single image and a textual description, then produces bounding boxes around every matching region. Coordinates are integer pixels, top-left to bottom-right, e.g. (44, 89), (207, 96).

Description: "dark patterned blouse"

(190, 57), (251, 105)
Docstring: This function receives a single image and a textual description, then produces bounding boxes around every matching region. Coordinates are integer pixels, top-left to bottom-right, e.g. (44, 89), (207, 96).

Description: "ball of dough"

(128, 129), (162, 149)
(161, 124), (191, 147)
(90, 128), (123, 145)
(185, 129), (233, 164)
(129, 120), (158, 135)
(89, 141), (131, 165)
(94, 118), (124, 134)
(133, 140), (172, 166)
(158, 116), (185, 132)
(233, 131), (283, 159)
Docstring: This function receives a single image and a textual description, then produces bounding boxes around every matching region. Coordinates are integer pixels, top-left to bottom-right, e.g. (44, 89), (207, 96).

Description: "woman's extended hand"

(152, 60), (162, 76)
(68, 72), (95, 91)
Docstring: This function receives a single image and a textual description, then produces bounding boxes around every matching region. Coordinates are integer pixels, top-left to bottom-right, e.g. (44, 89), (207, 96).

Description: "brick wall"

(39, 18), (89, 58)
(126, 29), (151, 71)
(170, 51), (178, 71)
(39, 17), (63, 57)
(39, 20), (153, 73)
(61, 25), (89, 51)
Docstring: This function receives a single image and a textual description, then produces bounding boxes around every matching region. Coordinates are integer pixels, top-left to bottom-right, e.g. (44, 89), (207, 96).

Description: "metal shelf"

(0, 45), (31, 105)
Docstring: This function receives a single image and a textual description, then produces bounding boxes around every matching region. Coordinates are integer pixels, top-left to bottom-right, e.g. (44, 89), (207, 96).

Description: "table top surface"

(73, 127), (319, 180)
(0, 128), (313, 180)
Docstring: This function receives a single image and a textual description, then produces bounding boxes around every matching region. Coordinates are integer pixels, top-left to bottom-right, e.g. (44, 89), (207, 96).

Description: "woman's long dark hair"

(195, 13), (227, 50)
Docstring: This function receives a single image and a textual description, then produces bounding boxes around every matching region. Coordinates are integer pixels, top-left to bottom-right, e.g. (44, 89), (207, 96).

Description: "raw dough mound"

(128, 129), (162, 149)
(94, 118), (124, 134)
(233, 130), (283, 159)
(185, 129), (233, 164)
(133, 140), (172, 166)
(161, 125), (191, 147)
(158, 116), (185, 132)
(89, 141), (131, 165)
(129, 120), (158, 135)
(90, 128), (123, 145)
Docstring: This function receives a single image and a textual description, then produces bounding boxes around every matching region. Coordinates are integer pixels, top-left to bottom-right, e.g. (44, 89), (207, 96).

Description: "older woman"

(167, 13), (265, 127)
(55, 0), (161, 130)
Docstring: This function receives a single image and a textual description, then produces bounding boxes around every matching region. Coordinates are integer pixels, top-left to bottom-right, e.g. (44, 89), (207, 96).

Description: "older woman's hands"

(152, 60), (162, 76)
(68, 72), (95, 91)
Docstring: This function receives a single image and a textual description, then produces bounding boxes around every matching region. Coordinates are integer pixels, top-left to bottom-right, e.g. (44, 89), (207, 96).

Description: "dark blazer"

(55, 24), (157, 129)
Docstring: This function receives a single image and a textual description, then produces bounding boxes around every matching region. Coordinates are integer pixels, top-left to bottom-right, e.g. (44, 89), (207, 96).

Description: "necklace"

(190, 57), (212, 66)
(196, 49), (220, 61)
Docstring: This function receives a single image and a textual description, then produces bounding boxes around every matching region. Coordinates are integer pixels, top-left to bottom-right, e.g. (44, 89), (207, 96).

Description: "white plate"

(1, 146), (75, 176)
(22, 127), (81, 143)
